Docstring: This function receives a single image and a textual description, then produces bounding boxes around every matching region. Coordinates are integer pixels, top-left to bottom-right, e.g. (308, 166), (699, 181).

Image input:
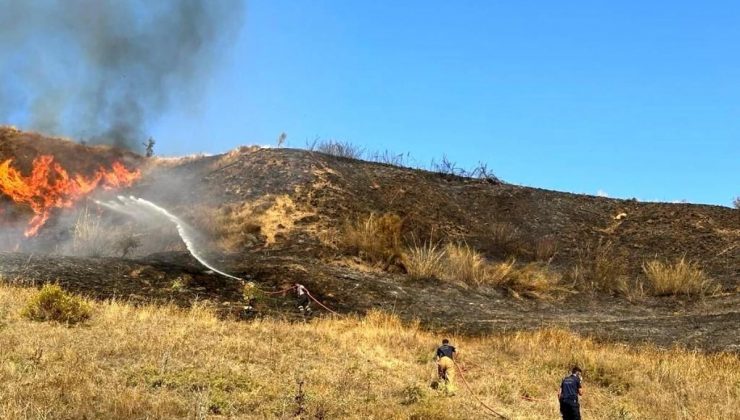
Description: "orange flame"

(0, 155), (140, 236)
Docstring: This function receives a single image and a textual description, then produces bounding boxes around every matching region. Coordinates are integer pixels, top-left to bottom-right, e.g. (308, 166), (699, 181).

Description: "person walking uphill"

(435, 339), (457, 394)
(558, 366), (584, 420)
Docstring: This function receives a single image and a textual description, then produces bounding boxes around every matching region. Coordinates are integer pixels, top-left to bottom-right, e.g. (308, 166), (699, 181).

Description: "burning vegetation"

(0, 154), (140, 236)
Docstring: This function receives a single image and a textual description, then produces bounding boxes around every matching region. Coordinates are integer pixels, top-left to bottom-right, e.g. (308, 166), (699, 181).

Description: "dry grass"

(0, 284), (736, 419)
(533, 236), (558, 262)
(489, 222), (524, 257)
(568, 240), (633, 296)
(403, 242), (560, 296)
(310, 139), (364, 159)
(643, 258), (719, 296)
(503, 262), (563, 299)
(69, 206), (111, 257)
(443, 242), (488, 285)
(195, 204), (263, 251)
(401, 240), (446, 280)
(341, 213), (403, 266)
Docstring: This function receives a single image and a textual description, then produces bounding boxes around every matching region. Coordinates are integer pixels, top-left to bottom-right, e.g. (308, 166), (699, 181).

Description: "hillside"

(1, 127), (739, 352)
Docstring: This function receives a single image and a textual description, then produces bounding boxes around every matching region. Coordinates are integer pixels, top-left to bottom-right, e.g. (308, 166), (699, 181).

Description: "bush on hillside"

(22, 284), (92, 324)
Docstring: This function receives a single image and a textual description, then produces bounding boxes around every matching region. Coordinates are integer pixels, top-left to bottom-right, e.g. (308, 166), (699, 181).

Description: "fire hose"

(253, 284), (513, 417)
(452, 359), (510, 419)
(249, 284), (339, 315)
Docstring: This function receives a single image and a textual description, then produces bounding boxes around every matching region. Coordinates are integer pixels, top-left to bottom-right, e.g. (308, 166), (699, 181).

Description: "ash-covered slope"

(138, 144), (739, 285)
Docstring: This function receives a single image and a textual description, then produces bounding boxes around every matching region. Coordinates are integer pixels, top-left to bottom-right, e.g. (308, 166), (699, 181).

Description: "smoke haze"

(0, 0), (245, 150)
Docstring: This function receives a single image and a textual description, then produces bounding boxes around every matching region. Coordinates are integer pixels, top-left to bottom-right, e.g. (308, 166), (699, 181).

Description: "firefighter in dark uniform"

(558, 366), (583, 420)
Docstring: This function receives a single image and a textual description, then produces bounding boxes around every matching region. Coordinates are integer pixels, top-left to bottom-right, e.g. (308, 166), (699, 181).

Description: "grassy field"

(0, 284), (737, 419)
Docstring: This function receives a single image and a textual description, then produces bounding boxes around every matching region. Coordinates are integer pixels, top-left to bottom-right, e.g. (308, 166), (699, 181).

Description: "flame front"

(0, 155), (141, 236)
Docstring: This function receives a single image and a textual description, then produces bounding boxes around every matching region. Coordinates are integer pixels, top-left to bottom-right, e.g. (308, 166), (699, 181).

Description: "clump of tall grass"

(443, 242), (489, 285)
(402, 242), (560, 297)
(503, 262), (562, 299)
(341, 213), (403, 266)
(489, 222), (524, 257)
(568, 240), (631, 295)
(643, 258), (718, 296)
(401, 240), (446, 280)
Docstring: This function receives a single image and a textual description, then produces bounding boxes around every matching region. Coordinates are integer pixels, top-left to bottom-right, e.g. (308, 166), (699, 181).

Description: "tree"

(142, 137), (155, 157)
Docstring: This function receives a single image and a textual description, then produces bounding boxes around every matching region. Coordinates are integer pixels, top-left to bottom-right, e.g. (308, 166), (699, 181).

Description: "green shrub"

(22, 284), (92, 324)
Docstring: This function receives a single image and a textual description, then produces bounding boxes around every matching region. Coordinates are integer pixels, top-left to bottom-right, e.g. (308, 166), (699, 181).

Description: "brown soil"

(1, 128), (738, 352)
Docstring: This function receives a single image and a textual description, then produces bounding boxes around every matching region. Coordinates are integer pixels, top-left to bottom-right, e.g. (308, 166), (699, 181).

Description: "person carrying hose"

(295, 283), (311, 316)
(435, 338), (457, 395)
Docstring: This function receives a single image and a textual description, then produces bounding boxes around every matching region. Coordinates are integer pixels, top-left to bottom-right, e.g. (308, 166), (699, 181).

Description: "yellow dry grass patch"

(403, 242), (561, 297)
(255, 195), (309, 244)
(195, 195), (314, 250)
(0, 285), (737, 419)
(643, 258), (719, 296)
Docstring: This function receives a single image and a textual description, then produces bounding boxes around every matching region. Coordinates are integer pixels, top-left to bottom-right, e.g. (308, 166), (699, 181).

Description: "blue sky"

(9, 1), (740, 205)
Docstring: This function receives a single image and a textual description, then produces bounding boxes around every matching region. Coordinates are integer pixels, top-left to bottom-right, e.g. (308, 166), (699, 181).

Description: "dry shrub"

(403, 242), (559, 297)
(192, 205), (263, 251)
(342, 213), (403, 265)
(311, 139), (364, 159)
(22, 284), (91, 324)
(71, 207), (112, 256)
(401, 241), (446, 280)
(533, 236), (558, 262)
(443, 243), (488, 285)
(733, 197), (740, 209)
(489, 222), (524, 257)
(569, 240), (630, 295)
(484, 259), (517, 286)
(504, 263), (562, 298)
(643, 258), (718, 296)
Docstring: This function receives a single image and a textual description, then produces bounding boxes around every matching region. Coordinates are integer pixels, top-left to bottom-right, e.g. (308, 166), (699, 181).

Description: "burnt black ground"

(1, 251), (738, 352)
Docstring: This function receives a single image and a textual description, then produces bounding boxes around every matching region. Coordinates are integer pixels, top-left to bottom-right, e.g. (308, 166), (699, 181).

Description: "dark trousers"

(559, 399), (581, 420)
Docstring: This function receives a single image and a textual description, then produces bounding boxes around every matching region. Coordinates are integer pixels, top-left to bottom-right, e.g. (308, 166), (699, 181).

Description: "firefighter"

(558, 366), (584, 420)
(435, 338), (457, 394)
(295, 283), (311, 315)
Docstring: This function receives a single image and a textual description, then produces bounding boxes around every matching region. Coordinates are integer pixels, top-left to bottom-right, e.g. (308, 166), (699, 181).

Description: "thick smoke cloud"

(0, 0), (245, 150)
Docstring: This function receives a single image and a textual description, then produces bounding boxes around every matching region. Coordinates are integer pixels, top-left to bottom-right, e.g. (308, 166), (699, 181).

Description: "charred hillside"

(1, 128), (738, 351)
